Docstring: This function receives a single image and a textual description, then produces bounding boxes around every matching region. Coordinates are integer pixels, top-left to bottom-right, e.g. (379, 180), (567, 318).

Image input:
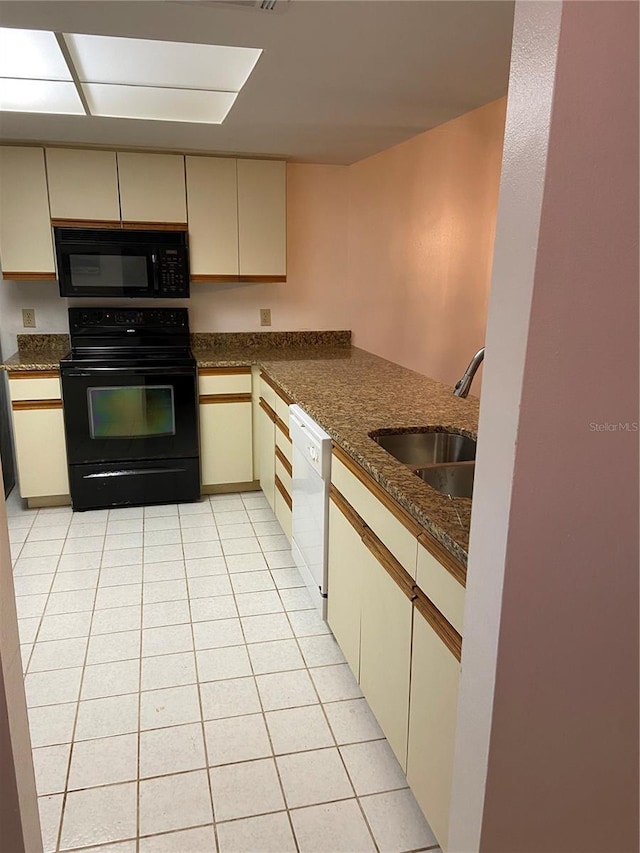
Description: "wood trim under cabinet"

(51, 218), (121, 229)
(122, 221), (188, 231)
(198, 367), (251, 377)
(330, 484), (416, 602)
(12, 399), (62, 411)
(191, 275), (287, 283)
(259, 398), (276, 422)
(413, 587), (462, 662)
(9, 370), (60, 379)
(332, 443), (466, 585)
(275, 445), (293, 478)
(199, 393), (252, 405)
(3, 272), (56, 281)
(275, 414), (290, 442)
(275, 474), (292, 510)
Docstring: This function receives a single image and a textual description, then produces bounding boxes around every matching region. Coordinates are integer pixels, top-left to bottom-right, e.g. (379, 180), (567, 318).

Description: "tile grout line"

(220, 496), (301, 853)
(180, 499), (220, 852)
(54, 509), (108, 853)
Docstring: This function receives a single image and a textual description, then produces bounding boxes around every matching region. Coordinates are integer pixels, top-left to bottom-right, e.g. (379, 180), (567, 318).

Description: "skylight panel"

(0, 27), (261, 123)
(64, 34), (262, 92)
(0, 78), (85, 114)
(0, 27), (71, 81)
(82, 84), (237, 124)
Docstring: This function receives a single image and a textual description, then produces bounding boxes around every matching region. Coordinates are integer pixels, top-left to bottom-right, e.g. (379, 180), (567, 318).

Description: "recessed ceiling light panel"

(65, 33), (262, 92)
(0, 78), (84, 114)
(82, 83), (238, 124)
(0, 27), (71, 81)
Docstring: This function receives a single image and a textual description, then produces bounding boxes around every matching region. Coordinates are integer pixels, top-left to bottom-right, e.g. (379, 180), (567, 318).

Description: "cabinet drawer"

(198, 368), (252, 396)
(275, 392), (291, 427)
(331, 454), (418, 578)
(275, 453), (292, 495)
(259, 375), (276, 409)
(9, 375), (62, 402)
(275, 422), (292, 464)
(417, 540), (465, 635)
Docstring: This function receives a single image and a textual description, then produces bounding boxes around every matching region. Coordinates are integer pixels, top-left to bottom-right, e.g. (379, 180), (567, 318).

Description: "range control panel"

(69, 307), (189, 333)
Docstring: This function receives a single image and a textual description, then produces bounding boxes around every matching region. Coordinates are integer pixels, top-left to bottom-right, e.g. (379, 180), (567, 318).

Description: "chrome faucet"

(453, 347), (485, 398)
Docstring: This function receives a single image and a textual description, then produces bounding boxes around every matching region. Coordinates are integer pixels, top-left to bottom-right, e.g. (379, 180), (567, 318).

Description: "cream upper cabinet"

(117, 152), (187, 225)
(237, 159), (286, 277)
(186, 156), (239, 277)
(46, 148), (120, 223)
(0, 147), (55, 279)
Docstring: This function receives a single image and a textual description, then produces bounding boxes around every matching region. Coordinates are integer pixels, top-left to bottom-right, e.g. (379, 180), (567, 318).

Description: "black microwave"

(54, 227), (190, 299)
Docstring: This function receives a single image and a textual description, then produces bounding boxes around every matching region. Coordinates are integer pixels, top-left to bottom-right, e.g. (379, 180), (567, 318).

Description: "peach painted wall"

(346, 98), (506, 389)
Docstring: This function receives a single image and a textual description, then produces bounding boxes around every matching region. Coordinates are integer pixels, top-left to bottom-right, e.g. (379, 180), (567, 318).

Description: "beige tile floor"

(7, 487), (441, 853)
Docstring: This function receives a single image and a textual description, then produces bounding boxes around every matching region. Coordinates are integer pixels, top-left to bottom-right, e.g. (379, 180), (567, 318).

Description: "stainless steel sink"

(415, 462), (475, 499)
(370, 429), (476, 499)
(371, 430), (476, 467)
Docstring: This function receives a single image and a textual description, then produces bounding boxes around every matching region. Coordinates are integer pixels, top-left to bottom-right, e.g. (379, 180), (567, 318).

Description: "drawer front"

(275, 455), (292, 495)
(275, 424), (292, 464)
(199, 368), (252, 396)
(259, 376), (276, 409)
(417, 542), (465, 635)
(275, 393), (291, 427)
(331, 454), (418, 578)
(9, 375), (62, 401)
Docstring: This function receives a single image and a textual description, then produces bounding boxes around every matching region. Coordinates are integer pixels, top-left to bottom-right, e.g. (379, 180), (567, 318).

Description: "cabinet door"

(186, 156), (239, 278)
(200, 401), (253, 487)
(46, 148), (120, 223)
(117, 152), (187, 225)
(13, 408), (69, 498)
(407, 610), (461, 851)
(327, 498), (364, 680)
(359, 546), (413, 769)
(258, 403), (276, 510)
(237, 159), (286, 277)
(0, 147), (55, 279)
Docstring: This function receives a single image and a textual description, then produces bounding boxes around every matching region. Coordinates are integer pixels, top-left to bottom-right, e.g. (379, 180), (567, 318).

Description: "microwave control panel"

(158, 247), (189, 297)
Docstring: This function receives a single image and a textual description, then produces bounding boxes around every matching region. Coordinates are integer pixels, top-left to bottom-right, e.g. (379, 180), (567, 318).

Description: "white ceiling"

(0, 0), (514, 165)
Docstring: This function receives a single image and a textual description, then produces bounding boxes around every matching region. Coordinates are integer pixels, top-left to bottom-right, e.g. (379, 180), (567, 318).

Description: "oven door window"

(88, 386), (175, 439)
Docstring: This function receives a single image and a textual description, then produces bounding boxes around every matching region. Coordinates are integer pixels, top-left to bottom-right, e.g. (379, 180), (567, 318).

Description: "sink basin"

(415, 462), (475, 499)
(371, 430), (476, 467)
(371, 429), (477, 499)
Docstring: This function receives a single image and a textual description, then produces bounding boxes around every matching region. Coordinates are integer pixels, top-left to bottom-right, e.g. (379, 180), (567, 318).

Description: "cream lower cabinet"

(327, 498), (364, 680)
(407, 604), (461, 851)
(359, 532), (413, 770)
(8, 374), (69, 502)
(257, 398), (276, 510)
(327, 446), (465, 852)
(198, 368), (253, 489)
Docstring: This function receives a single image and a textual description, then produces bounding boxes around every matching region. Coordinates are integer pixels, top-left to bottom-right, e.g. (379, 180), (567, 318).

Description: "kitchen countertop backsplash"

(2, 330), (478, 569)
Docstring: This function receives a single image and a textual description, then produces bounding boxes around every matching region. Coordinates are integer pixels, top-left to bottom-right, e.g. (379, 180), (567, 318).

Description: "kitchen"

(3, 4), (633, 849)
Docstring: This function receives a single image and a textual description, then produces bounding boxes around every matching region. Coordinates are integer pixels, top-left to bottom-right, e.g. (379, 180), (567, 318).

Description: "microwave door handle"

(151, 253), (160, 294)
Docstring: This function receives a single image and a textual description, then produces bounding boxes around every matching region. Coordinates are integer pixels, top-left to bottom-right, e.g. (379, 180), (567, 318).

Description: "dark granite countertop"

(2, 333), (477, 568)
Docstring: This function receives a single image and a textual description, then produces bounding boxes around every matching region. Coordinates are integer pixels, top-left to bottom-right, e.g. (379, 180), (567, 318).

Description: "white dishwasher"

(289, 404), (332, 618)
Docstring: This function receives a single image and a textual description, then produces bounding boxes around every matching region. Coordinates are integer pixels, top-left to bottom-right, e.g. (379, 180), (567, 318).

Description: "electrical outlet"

(260, 308), (272, 327)
(22, 308), (36, 328)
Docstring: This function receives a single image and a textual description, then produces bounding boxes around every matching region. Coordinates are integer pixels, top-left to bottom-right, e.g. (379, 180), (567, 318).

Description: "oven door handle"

(62, 366), (196, 377)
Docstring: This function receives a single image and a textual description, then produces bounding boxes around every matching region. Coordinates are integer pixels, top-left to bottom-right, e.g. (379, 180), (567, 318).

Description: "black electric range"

(60, 307), (200, 511)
